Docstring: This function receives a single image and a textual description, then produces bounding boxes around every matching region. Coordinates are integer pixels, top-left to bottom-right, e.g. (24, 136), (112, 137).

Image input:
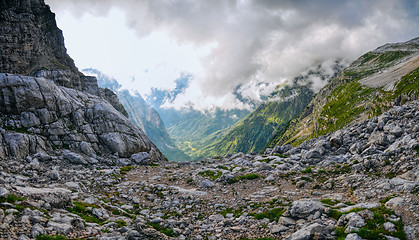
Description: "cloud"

(46, 0), (419, 110)
(146, 73), (191, 109)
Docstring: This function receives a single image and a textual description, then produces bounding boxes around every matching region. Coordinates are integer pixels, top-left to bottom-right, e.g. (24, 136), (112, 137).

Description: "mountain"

(273, 38), (419, 147)
(145, 85), (251, 160)
(195, 60), (347, 157)
(0, 2), (418, 239)
(165, 108), (250, 159)
(84, 68), (190, 162)
(0, 0), (163, 163)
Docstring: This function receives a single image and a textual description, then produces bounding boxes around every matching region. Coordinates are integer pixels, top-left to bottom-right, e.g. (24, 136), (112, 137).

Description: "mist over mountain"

(46, 0), (419, 111)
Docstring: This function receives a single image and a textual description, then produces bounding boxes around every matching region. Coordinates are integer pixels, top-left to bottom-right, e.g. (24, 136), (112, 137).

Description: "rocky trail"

(0, 101), (417, 240)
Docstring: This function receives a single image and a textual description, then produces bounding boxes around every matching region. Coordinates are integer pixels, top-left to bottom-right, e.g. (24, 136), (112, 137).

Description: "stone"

(278, 216), (296, 226)
(302, 149), (322, 159)
(385, 197), (406, 209)
(338, 212), (365, 228)
(46, 221), (73, 234)
(18, 235), (30, 240)
(199, 180), (214, 188)
(287, 199), (325, 219)
(0, 188), (9, 198)
(368, 132), (389, 146)
(270, 224), (288, 234)
(92, 208), (110, 220)
(131, 152), (151, 165)
(330, 130), (343, 148)
(65, 182), (80, 190)
(31, 223), (45, 238)
(258, 163), (274, 171)
(345, 233), (365, 240)
(0, 72), (164, 161)
(63, 150), (86, 165)
(290, 223), (328, 240)
(339, 202), (380, 213)
(265, 174), (275, 181)
(16, 186), (72, 208)
(384, 222), (396, 232)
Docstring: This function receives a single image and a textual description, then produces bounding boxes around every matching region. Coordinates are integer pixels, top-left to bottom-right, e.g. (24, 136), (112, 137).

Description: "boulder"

(289, 223), (328, 240)
(16, 187), (72, 208)
(330, 130), (343, 148)
(287, 199), (324, 219)
(131, 152), (151, 165)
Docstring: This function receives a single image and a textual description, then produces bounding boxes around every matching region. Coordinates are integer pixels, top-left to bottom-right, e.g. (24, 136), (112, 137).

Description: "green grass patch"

(148, 222), (175, 237)
(321, 198), (340, 206)
(249, 208), (284, 222)
(198, 170), (222, 180)
(66, 201), (102, 224)
(227, 173), (260, 184)
(380, 195), (397, 204)
(220, 207), (244, 218)
(0, 194), (25, 204)
(217, 165), (229, 170)
(36, 235), (67, 240)
(335, 226), (347, 240)
(301, 167), (312, 173)
(115, 219), (127, 228)
(327, 209), (343, 220)
(120, 165), (134, 175)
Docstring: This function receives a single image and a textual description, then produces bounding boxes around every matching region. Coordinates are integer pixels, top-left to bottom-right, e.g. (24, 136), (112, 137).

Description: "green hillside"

(273, 38), (419, 147)
(167, 109), (250, 159)
(193, 85), (314, 157)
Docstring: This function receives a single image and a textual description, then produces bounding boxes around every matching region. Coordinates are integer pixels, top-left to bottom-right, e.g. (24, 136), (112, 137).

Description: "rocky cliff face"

(0, 0), (78, 83)
(0, 0), (164, 162)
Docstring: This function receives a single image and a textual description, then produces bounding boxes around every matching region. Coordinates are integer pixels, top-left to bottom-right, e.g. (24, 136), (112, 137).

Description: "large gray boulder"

(287, 198), (325, 219)
(15, 186), (72, 208)
(289, 223), (328, 240)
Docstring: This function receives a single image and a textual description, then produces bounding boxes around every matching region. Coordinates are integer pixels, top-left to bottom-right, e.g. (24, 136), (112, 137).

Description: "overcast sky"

(45, 0), (419, 110)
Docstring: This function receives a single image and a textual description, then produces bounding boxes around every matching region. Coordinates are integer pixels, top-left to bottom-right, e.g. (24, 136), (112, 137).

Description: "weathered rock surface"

(0, 101), (417, 240)
(0, 73), (162, 160)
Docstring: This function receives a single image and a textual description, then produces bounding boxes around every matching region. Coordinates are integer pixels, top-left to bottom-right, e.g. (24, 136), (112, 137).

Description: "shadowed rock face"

(0, 0), (78, 80)
(0, 0), (165, 162)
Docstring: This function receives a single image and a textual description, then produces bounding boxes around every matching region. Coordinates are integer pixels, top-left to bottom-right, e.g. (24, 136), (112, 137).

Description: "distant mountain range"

(87, 38), (418, 161)
(84, 68), (190, 161)
(194, 60), (348, 157)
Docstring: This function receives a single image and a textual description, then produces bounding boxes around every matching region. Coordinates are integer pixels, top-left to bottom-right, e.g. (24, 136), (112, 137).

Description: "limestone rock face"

(0, 73), (162, 160)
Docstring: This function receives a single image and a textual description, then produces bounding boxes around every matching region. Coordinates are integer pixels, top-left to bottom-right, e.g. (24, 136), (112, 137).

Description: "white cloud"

(46, 0), (419, 110)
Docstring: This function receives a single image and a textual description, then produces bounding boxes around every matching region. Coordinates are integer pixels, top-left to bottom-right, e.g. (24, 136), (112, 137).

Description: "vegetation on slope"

(167, 109), (250, 159)
(273, 48), (418, 147)
(194, 85), (313, 157)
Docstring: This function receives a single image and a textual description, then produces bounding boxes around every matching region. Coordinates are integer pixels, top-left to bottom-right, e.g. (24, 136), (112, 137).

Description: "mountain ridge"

(272, 38), (419, 147)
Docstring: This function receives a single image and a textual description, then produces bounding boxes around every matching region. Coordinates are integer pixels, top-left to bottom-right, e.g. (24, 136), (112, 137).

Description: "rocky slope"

(0, 101), (416, 240)
(275, 38), (419, 147)
(0, 0), (164, 162)
(85, 68), (190, 162)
